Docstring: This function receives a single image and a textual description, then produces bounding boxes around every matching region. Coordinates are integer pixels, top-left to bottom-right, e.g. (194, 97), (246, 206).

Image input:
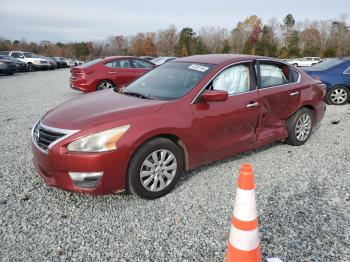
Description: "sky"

(0, 0), (349, 43)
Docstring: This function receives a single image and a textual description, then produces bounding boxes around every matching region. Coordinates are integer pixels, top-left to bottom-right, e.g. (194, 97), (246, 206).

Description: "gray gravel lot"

(0, 69), (349, 262)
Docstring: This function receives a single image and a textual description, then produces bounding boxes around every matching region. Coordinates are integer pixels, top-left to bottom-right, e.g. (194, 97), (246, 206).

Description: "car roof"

(174, 54), (268, 65)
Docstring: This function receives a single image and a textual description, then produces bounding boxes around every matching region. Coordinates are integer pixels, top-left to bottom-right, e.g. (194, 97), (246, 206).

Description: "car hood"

(42, 90), (166, 130)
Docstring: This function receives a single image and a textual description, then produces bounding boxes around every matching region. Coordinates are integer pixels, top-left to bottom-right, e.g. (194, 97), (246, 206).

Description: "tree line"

(1, 14), (349, 60)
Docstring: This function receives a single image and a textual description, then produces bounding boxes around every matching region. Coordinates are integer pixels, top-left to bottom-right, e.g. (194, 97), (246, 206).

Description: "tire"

(326, 86), (349, 105)
(127, 138), (184, 199)
(285, 108), (313, 146)
(96, 80), (115, 91)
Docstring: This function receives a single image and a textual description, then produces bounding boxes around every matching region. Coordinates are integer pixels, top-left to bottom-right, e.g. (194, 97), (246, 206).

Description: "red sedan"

(70, 56), (155, 92)
(32, 54), (326, 199)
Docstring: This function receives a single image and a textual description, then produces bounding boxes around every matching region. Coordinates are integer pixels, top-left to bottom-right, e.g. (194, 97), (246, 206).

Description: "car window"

(105, 59), (131, 68)
(259, 63), (289, 88)
(290, 69), (300, 83)
(132, 59), (154, 68)
(211, 64), (250, 95)
(344, 66), (350, 74)
(11, 52), (24, 58)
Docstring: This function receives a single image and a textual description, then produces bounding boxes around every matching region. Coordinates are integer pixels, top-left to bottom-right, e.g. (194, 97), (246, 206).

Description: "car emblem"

(34, 130), (40, 142)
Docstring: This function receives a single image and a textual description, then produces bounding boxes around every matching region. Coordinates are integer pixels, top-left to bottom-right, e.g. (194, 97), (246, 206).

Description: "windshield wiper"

(121, 91), (154, 100)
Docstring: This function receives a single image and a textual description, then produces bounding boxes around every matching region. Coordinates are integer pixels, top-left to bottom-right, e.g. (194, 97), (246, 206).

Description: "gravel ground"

(0, 69), (349, 262)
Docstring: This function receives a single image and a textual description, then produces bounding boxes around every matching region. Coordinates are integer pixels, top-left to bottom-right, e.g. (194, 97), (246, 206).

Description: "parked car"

(32, 54), (326, 199)
(0, 58), (17, 75)
(66, 59), (76, 67)
(151, 56), (177, 66)
(52, 57), (68, 68)
(0, 51), (50, 71)
(70, 56), (155, 92)
(288, 57), (321, 67)
(302, 57), (350, 105)
(0, 54), (28, 72)
(39, 55), (57, 70)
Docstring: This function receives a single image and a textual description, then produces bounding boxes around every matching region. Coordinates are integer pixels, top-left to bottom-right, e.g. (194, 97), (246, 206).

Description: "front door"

(190, 62), (260, 163)
(104, 59), (136, 88)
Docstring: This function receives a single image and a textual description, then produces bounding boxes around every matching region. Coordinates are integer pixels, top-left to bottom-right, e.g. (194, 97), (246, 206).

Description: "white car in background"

(0, 51), (50, 71)
(288, 57), (321, 67)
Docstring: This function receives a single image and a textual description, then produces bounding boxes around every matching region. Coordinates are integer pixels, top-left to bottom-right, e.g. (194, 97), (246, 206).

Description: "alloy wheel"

(140, 149), (177, 192)
(97, 81), (113, 90)
(330, 88), (348, 105)
(295, 114), (312, 142)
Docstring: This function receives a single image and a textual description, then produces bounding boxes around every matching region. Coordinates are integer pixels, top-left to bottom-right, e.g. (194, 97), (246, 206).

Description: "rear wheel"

(127, 138), (184, 199)
(326, 86), (349, 105)
(285, 108), (313, 146)
(96, 80), (114, 91)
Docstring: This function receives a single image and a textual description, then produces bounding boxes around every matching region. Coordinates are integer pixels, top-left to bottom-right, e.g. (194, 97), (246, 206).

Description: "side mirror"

(200, 90), (228, 102)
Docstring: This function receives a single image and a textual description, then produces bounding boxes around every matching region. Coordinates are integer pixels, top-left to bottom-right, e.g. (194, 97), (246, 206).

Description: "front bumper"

(31, 140), (129, 195)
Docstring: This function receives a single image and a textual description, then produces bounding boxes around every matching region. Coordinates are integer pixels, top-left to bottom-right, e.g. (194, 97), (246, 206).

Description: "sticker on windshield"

(188, 64), (209, 72)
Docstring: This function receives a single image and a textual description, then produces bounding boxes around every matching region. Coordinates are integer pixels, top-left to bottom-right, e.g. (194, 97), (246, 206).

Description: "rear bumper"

(70, 77), (95, 93)
(31, 141), (129, 195)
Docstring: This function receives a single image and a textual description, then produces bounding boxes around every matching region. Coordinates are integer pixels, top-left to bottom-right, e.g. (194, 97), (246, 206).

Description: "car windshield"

(78, 58), (101, 68)
(123, 62), (214, 100)
(313, 58), (344, 70)
(23, 52), (38, 58)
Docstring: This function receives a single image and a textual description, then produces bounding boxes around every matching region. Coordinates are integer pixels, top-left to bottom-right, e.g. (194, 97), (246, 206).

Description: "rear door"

(256, 60), (302, 141)
(130, 59), (155, 78)
(104, 59), (136, 88)
(190, 62), (260, 163)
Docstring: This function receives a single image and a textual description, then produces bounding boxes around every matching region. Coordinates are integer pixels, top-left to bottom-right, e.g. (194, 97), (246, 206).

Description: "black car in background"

(0, 58), (17, 75)
(39, 55), (57, 70)
(52, 57), (68, 68)
(0, 54), (28, 72)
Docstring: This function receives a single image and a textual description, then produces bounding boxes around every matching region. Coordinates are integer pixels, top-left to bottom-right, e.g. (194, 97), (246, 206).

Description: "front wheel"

(96, 80), (114, 91)
(127, 138), (184, 199)
(326, 86), (349, 105)
(285, 108), (313, 146)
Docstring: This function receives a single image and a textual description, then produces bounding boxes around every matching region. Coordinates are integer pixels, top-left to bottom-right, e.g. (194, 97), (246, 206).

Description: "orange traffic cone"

(226, 163), (261, 262)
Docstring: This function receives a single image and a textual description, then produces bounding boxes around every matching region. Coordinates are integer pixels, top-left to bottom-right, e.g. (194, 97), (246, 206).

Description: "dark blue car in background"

(303, 57), (350, 105)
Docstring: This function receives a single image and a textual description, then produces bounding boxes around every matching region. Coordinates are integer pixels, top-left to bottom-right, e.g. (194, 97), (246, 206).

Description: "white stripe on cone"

(229, 225), (260, 251)
(233, 188), (258, 222)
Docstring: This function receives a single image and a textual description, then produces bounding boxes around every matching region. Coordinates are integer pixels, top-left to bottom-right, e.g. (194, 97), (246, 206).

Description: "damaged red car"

(32, 54), (326, 199)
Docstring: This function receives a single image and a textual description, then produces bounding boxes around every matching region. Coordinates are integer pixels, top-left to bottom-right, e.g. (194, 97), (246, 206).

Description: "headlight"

(67, 125), (130, 152)
(33, 60), (41, 65)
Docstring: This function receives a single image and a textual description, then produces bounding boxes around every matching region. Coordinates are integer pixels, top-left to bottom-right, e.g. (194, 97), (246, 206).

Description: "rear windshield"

(78, 58), (102, 68)
(313, 58), (344, 70)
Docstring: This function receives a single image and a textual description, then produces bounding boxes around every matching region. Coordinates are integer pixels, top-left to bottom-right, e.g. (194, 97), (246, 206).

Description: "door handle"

(290, 91), (299, 96)
(246, 102), (259, 108)
(108, 72), (117, 74)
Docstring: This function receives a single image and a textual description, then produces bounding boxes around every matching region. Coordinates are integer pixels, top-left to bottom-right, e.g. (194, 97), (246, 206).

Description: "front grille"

(33, 124), (65, 151)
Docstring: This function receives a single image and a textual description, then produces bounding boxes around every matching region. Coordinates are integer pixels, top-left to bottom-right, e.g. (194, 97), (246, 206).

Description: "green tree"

(175, 27), (197, 56)
(287, 30), (300, 58)
(221, 39), (231, 53)
(255, 26), (278, 57)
